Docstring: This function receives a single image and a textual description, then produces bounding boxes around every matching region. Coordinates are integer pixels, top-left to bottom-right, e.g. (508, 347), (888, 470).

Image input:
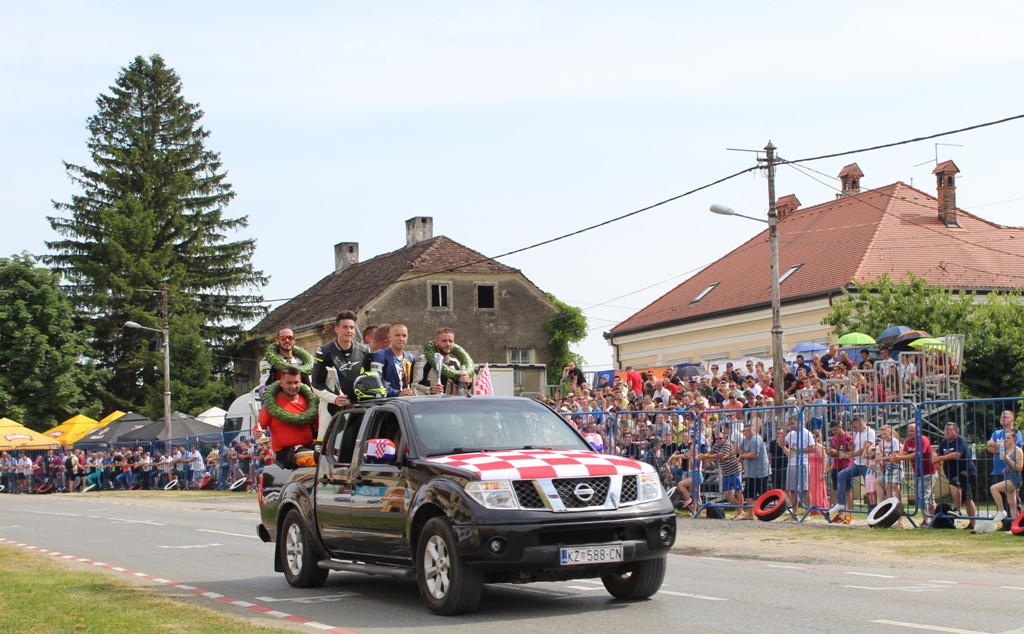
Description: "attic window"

(778, 264), (802, 285)
(477, 284), (495, 309)
(430, 283), (450, 309)
(690, 283), (719, 304)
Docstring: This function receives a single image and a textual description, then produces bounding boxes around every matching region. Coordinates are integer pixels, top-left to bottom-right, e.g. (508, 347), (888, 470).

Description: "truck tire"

(601, 556), (666, 600)
(280, 510), (329, 588)
(416, 517), (483, 615)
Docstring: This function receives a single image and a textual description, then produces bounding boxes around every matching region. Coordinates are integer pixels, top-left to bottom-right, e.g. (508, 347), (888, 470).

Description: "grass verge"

(0, 545), (296, 634)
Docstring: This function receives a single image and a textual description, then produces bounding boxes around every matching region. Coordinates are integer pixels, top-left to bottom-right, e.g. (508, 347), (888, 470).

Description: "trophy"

(434, 352), (445, 389)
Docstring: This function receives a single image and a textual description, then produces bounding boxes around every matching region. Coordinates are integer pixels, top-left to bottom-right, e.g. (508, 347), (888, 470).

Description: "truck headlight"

(638, 472), (663, 503)
(466, 480), (520, 510)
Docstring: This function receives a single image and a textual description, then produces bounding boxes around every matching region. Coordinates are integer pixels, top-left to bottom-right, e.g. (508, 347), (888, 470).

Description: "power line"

(782, 114), (1024, 166)
(251, 114), (1024, 326)
(236, 164), (762, 309)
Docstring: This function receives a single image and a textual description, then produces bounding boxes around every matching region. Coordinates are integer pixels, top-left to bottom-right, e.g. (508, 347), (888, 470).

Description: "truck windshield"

(411, 399), (589, 455)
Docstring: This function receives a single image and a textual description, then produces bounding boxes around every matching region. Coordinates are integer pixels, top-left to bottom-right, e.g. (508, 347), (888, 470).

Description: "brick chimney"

(405, 216), (433, 246)
(933, 160), (960, 227)
(334, 242), (359, 272)
(837, 163), (864, 197)
(776, 194), (801, 221)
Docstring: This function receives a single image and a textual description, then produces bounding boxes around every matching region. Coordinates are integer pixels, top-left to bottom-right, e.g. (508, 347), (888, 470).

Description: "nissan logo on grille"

(573, 483), (595, 502)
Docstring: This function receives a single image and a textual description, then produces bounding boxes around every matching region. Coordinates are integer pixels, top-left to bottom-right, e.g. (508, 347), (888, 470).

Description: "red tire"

(753, 489), (788, 522)
(199, 475), (215, 490)
(36, 482), (55, 494)
(130, 484), (143, 491)
(1011, 511), (1024, 536)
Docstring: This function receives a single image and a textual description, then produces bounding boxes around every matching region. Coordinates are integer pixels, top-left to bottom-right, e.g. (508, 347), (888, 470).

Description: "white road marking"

(928, 580), (958, 584)
(157, 543), (222, 550)
(0, 525), (19, 529)
(563, 585), (602, 591)
(196, 528), (259, 540)
(869, 619), (992, 634)
(766, 564), (803, 570)
(27, 511), (80, 517)
(659, 590), (728, 601)
(255, 593), (357, 604)
(847, 572), (895, 578)
(109, 517), (164, 526)
(846, 584), (945, 593)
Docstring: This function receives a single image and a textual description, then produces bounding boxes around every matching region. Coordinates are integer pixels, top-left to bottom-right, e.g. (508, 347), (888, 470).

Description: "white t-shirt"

(852, 427), (876, 466)
(784, 427), (815, 465)
(191, 449), (204, 471)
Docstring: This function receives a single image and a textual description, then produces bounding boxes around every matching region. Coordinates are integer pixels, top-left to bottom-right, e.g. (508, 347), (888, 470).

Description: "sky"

(3, 1), (1024, 371)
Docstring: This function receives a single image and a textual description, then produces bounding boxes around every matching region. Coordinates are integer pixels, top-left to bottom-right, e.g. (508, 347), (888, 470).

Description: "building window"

(476, 284), (495, 309)
(430, 283), (450, 309)
(509, 348), (533, 364)
(779, 264), (802, 285)
(690, 283), (719, 304)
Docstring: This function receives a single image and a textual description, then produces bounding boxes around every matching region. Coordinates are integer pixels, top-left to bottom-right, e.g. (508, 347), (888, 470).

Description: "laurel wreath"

(265, 342), (314, 375)
(422, 341), (475, 382)
(264, 382), (319, 426)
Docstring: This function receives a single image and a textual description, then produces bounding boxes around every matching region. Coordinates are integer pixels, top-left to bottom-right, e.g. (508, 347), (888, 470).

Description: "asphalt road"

(1, 494), (1022, 634)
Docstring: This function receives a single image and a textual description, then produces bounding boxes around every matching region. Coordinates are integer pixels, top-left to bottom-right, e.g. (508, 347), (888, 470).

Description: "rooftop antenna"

(914, 142), (963, 168)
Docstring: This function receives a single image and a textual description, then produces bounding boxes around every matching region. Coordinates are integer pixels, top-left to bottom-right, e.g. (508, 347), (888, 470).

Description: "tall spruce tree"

(47, 54), (266, 416)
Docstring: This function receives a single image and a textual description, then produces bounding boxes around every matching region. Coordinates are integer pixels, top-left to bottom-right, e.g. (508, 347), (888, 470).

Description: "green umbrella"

(836, 332), (876, 346)
(908, 337), (945, 350)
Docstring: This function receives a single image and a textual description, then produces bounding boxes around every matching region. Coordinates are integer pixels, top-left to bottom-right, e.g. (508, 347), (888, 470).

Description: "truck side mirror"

(365, 438), (397, 465)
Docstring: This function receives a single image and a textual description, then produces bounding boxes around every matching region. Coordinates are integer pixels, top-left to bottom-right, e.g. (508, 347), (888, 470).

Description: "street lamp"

(709, 203), (784, 407)
(124, 320), (172, 437)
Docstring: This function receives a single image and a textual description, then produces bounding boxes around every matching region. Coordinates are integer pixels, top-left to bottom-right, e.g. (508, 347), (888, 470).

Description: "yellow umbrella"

(0, 417), (60, 450)
(42, 414), (102, 445)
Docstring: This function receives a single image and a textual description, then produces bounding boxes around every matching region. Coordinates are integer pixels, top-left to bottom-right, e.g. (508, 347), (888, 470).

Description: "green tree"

(46, 54), (266, 417)
(0, 253), (106, 430)
(822, 273), (1024, 398)
(544, 293), (588, 386)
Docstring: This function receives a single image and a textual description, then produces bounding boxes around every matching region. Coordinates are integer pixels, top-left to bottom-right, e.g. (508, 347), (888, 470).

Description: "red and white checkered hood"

(421, 449), (653, 481)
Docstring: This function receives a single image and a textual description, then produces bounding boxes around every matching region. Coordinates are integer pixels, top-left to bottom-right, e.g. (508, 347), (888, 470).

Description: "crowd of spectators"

(540, 356), (1021, 525)
(0, 438), (270, 494)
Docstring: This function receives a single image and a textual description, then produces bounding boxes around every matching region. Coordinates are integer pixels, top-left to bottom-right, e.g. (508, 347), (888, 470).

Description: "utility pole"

(160, 287), (172, 440)
(759, 142), (785, 408)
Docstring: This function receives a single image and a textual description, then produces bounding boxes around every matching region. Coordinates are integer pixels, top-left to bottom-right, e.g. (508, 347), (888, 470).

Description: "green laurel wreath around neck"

(422, 341), (475, 382)
(264, 382), (319, 426)
(265, 342), (314, 375)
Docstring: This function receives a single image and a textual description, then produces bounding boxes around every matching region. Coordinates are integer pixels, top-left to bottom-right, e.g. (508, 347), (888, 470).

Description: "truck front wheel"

(601, 556), (666, 600)
(280, 510), (329, 588)
(416, 517), (483, 615)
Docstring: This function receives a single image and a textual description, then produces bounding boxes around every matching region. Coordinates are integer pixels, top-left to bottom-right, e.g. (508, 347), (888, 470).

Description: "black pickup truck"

(257, 396), (676, 615)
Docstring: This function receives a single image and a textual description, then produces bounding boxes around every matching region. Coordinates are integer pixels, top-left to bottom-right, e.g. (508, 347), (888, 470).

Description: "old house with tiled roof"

(606, 162), (1024, 368)
(238, 217), (559, 394)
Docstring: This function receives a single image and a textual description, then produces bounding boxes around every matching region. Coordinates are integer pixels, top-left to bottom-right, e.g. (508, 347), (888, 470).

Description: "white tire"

(164, 479), (180, 491)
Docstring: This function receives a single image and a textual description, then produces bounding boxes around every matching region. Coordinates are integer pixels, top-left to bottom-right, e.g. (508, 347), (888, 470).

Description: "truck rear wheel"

(601, 556), (666, 600)
(280, 510), (328, 588)
(416, 517), (483, 615)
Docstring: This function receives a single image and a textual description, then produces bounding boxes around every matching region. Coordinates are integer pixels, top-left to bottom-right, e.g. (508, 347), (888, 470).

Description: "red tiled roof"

(611, 182), (1024, 335)
(255, 235), (518, 334)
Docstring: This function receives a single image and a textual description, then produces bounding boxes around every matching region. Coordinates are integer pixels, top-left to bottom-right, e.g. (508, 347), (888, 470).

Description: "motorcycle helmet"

(353, 370), (386, 401)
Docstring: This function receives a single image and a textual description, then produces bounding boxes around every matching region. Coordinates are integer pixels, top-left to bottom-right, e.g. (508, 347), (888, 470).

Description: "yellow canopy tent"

(42, 414), (101, 445)
(0, 417), (60, 450)
(96, 410), (127, 426)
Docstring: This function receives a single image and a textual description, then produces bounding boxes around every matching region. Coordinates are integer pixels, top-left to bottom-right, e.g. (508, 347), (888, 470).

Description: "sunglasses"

(278, 335), (295, 342)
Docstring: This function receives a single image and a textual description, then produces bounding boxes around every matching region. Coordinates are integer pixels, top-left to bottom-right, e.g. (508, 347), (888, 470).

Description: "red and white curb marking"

(0, 537), (357, 633)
